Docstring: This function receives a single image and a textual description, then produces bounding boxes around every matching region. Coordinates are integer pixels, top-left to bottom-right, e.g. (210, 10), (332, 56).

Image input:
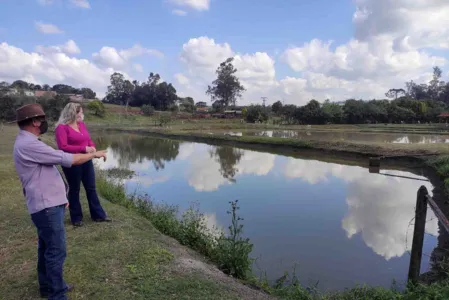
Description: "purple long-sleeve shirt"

(13, 130), (74, 214)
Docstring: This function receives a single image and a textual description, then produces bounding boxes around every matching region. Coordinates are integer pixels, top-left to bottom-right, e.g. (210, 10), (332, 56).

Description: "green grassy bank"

(0, 126), (269, 300)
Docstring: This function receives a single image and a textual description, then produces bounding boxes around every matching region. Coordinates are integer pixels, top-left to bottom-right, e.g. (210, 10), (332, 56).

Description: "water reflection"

(210, 147), (244, 183)
(97, 135), (179, 170)
(223, 130), (449, 144)
(95, 134), (441, 290)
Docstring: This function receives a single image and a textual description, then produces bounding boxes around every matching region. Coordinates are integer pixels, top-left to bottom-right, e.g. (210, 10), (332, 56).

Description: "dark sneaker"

(73, 221), (83, 227)
(40, 284), (74, 298)
(93, 217), (112, 223)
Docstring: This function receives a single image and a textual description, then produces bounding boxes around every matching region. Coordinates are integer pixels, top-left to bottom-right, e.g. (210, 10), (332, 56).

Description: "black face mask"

(39, 120), (48, 135)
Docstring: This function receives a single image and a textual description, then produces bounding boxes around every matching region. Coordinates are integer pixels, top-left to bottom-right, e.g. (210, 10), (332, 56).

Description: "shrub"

(140, 104), (155, 116)
(87, 100), (106, 117)
(158, 113), (172, 126)
(245, 105), (269, 123)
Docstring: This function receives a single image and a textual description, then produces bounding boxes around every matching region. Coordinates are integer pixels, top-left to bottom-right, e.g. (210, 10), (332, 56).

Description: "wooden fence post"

(408, 185), (428, 283)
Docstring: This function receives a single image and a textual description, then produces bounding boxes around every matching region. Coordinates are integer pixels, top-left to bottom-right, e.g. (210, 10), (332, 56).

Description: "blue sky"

(0, 0), (448, 104)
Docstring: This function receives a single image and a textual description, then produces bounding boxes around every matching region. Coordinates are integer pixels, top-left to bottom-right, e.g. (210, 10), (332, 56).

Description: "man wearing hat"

(13, 104), (107, 300)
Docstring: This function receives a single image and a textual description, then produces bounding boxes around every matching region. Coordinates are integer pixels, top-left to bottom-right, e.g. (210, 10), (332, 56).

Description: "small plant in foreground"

(214, 200), (253, 279)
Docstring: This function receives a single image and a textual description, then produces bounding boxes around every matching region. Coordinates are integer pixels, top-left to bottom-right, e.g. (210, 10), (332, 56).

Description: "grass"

(0, 125), (258, 300)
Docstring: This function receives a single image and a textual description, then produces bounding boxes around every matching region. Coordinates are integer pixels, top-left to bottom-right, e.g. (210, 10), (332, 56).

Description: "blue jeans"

(62, 160), (106, 224)
(31, 204), (68, 300)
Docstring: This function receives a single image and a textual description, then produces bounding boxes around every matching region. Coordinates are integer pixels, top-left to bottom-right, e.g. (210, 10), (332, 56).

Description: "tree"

(322, 100), (343, 123)
(280, 104), (297, 124)
(129, 72), (178, 110)
(429, 66), (443, 101)
(343, 100), (367, 124)
(245, 105), (269, 123)
(300, 100), (324, 124)
(272, 100), (283, 116)
(206, 57), (245, 109)
(385, 88), (406, 99)
(11, 80), (30, 90)
(52, 84), (78, 94)
(81, 88), (96, 99)
(179, 97), (195, 113)
(0, 81), (9, 93)
(38, 94), (70, 121)
(387, 105), (415, 123)
(87, 100), (106, 117)
(405, 80), (429, 100)
(140, 104), (155, 116)
(106, 72), (128, 105)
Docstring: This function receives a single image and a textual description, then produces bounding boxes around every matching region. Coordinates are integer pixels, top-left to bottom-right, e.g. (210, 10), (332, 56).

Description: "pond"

(220, 130), (449, 144)
(94, 134), (443, 291)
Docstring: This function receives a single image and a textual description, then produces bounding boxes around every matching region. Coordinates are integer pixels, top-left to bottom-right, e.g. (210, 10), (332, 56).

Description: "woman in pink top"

(55, 103), (110, 227)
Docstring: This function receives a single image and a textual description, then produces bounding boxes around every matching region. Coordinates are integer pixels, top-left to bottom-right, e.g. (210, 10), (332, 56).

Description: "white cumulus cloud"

(35, 21), (64, 34)
(0, 42), (122, 98)
(278, 0), (449, 104)
(283, 157), (439, 260)
(36, 40), (81, 55)
(179, 36), (278, 104)
(92, 44), (163, 69)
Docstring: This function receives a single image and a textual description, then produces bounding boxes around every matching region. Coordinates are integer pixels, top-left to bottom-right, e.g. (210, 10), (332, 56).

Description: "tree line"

(103, 72), (194, 113)
(0, 80), (96, 99)
(0, 80), (99, 122)
(2, 59), (449, 125)
(243, 67), (449, 124)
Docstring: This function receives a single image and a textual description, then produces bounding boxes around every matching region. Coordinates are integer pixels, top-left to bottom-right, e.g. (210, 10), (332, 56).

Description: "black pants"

(62, 160), (106, 224)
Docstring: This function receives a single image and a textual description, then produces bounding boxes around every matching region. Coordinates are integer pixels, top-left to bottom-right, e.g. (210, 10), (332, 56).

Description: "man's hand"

(65, 202), (70, 209)
(94, 150), (107, 162)
(86, 146), (96, 153)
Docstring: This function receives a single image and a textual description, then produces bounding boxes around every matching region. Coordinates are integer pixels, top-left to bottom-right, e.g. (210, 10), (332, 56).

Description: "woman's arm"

(55, 125), (86, 153)
(80, 122), (96, 148)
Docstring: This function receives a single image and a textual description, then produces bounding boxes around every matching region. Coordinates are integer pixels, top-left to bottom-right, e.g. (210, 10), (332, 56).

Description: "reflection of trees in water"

(242, 130), (444, 144)
(210, 146), (244, 183)
(97, 135), (180, 170)
(421, 223), (449, 283)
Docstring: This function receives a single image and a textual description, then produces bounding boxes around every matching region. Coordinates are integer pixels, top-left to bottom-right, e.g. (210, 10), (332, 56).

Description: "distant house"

(196, 106), (209, 113)
(195, 101), (209, 113)
(5, 88), (34, 97)
(66, 94), (85, 102)
(438, 112), (449, 123)
(35, 90), (57, 98)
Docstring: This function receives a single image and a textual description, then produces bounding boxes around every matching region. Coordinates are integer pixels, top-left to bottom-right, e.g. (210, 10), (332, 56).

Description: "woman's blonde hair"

(56, 102), (82, 126)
